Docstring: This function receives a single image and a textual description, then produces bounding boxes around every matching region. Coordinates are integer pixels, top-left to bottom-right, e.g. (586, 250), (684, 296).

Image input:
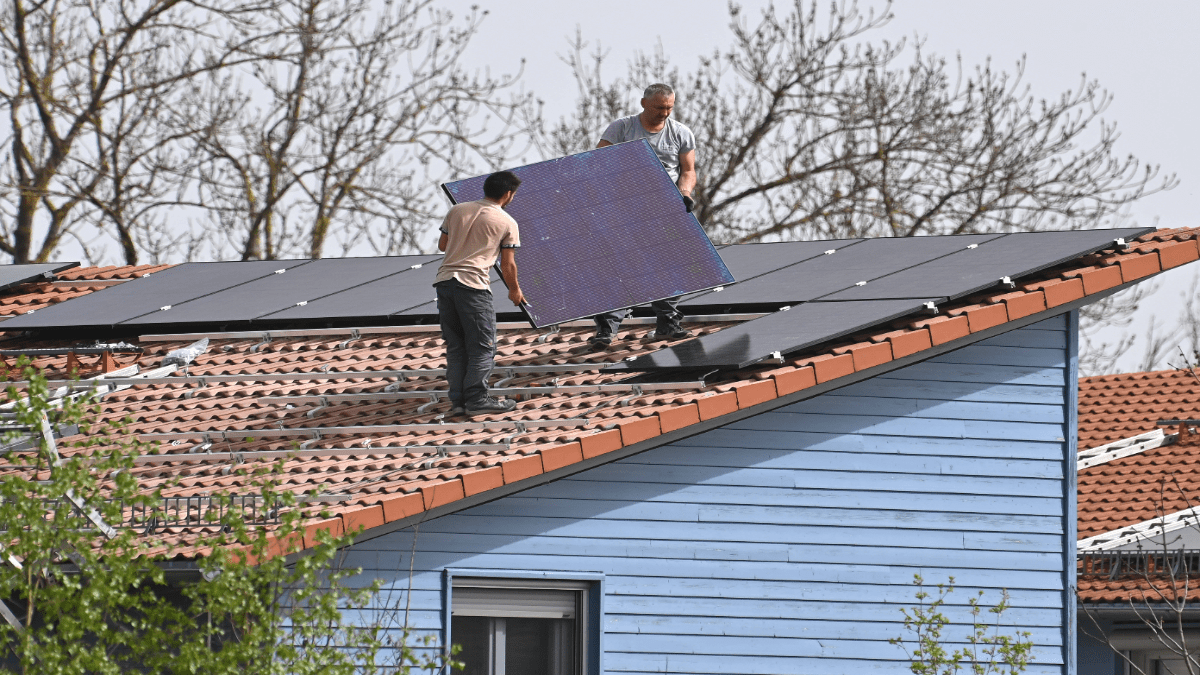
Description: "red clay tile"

(963, 304), (1008, 332)
(501, 454), (544, 483)
(733, 379), (777, 409)
(797, 354), (854, 383)
(696, 392), (738, 421)
(911, 316), (970, 345)
(420, 480), (466, 509)
(1070, 265), (1123, 295)
(887, 329), (932, 358)
(460, 466), (504, 496)
(303, 518), (345, 548)
(572, 430), (619, 459)
(1030, 278), (1085, 308)
(999, 290), (1047, 320)
(772, 366), (816, 396)
(540, 443), (584, 472)
(341, 505), (385, 534)
(1158, 240), (1200, 269)
(1116, 253), (1161, 282)
(657, 404), (700, 433)
(847, 342), (892, 371)
(617, 416), (661, 445)
(379, 492), (424, 522)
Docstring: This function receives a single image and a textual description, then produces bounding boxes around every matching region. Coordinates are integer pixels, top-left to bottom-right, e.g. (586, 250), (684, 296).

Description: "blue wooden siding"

(346, 314), (1074, 674)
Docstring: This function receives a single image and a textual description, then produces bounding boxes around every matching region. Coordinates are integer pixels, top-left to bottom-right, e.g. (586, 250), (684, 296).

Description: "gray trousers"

(593, 297), (683, 337)
(435, 280), (496, 408)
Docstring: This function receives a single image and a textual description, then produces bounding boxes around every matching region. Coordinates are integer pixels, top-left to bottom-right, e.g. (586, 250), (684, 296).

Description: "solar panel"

(0, 262), (79, 292)
(680, 240), (861, 306)
(820, 227), (1154, 302)
(1, 260), (310, 330)
(441, 140), (733, 328)
(607, 299), (935, 371)
(686, 233), (1007, 307)
(128, 255), (442, 325)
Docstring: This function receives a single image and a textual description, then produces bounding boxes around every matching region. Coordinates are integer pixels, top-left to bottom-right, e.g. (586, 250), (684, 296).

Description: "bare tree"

(1078, 472), (1200, 675)
(0, 0), (278, 264)
(543, 0), (1175, 245)
(187, 0), (534, 261)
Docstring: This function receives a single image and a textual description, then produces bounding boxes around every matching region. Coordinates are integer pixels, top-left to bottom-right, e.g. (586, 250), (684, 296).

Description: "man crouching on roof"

(435, 171), (525, 417)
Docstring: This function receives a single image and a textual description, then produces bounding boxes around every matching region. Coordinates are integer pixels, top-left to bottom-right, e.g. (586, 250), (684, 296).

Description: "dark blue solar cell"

(441, 140), (734, 327)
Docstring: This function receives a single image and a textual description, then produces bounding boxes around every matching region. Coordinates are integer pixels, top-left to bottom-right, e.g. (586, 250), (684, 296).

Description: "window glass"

(451, 583), (584, 675)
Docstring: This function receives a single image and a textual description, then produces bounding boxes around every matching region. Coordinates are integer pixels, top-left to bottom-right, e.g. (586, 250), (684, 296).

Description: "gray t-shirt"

(600, 115), (696, 181)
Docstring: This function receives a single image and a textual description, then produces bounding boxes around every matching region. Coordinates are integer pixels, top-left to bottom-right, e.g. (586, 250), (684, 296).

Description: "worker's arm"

(438, 232), (448, 252)
(597, 139), (613, 149)
(500, 248), (524, 306)
(677, 149), (697, 197)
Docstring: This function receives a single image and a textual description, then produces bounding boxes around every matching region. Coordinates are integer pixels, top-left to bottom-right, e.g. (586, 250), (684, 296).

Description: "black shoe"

(645, 326), (691, 342)
(465, 397), (517, 416)
(587, 334), (613, 350)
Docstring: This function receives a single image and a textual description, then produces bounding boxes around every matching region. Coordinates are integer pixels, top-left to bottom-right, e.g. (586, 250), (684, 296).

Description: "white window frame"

(445, 571), (602, 675)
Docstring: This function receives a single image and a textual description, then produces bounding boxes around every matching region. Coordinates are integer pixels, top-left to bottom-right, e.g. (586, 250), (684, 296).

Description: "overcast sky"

(438, 0), (1199, 372)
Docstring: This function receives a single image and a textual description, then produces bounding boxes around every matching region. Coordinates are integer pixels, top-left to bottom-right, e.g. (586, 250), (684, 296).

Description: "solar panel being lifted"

(441, 140), (734, 328)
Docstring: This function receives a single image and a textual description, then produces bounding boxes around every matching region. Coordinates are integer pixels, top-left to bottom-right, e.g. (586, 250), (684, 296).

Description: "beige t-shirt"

(434, 199), (521, 290)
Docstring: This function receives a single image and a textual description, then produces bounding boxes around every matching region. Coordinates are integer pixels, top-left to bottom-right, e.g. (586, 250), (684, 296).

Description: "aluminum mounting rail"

(11, 362), (618, 389)
(256, 381), (707, 406)
(132, 442), (512, 465)
(138, 418), (589, 443)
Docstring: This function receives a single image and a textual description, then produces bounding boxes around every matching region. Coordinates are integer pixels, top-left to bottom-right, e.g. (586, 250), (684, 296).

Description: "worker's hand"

(682, 195), (695, 213)
(509, 287), (525, 306)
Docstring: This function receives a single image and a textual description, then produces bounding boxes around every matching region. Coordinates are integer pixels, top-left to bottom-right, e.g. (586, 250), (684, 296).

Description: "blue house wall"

(345, 314), (1078, 674)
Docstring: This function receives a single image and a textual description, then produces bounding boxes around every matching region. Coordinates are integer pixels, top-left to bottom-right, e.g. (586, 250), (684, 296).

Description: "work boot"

(587, 333), (613, 351)
(644, 325), (691, 342)
(465, 397), (517, 417)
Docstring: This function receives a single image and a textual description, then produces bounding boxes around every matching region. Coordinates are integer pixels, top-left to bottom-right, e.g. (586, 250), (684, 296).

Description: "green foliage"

(0, 362), (445, 674)
(890, 574), (1034, 675)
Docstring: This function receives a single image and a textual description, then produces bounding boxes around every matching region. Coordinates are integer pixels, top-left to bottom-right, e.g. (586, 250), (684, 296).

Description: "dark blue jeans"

(435, 279), (496, 408)
(594, 297), (683, 337)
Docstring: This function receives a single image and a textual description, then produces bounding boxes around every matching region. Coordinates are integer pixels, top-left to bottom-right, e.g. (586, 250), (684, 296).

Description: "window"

(451, 578), (590, 675)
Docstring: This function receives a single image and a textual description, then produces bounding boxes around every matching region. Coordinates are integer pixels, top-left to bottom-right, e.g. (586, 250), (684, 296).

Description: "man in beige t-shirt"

(434, 170), (524, 417)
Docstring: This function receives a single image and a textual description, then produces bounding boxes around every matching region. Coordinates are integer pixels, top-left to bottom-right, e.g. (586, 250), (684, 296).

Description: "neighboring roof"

(2, 227), (1197, 562)
(1077, 359), (1200, 603)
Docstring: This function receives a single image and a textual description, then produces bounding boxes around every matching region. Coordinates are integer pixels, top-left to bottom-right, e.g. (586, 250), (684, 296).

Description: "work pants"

(435, 279), (496, 408)
(593, 296), (683, 337)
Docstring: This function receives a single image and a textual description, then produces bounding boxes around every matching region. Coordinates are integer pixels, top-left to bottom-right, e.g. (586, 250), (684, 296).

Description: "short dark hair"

(483, 171), (521, 199)
(643, 83), (675, 100)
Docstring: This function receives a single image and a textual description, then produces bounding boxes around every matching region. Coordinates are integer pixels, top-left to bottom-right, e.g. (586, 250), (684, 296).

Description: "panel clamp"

(998, 277), (1015, 289)
(1114, 238), (1130, 250)
(923, 301), (939, 315)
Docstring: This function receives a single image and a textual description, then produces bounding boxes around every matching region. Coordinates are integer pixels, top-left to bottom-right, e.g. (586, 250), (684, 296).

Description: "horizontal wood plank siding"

(348, 316), (1071, 674)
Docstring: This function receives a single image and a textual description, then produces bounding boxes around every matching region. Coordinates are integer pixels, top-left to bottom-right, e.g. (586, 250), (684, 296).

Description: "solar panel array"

(442, 140), (734, 328)
(618, 226), (1154, 371)
(0, 262), (79, 292)
(1, 256), (443, 330)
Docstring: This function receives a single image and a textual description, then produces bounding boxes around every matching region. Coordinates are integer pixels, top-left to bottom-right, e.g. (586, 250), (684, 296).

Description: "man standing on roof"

(589, 83), (698, 350)
(435, 171), (525, 417)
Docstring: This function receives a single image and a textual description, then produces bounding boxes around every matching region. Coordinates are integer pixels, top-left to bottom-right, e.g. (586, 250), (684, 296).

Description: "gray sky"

(441, 0), (1200, 372)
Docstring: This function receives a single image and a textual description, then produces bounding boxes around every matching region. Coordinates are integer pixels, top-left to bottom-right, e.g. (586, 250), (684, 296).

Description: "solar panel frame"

(147, 255), (443, 324)
(680, 239), (862, 306)
(0, 262), (79, 293)
(607, 298), (936, 371)
(818, 227), (1155, 302)
(687, 233), (1008, 307)
(441, 140), (734, 328)
(1, 260), (311, 330)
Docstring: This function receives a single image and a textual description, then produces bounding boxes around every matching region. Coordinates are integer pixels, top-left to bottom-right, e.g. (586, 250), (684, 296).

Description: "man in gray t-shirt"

(590, 83), (698, 349)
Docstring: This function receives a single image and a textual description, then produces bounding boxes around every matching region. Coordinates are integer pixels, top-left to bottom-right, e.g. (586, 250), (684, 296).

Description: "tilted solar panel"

(607, 299), (935, 371)
(0, 262), (79, 292)
(680, 240), (861, 307)
(441, 140), (734, 328)
(820, 227), (1154, 302)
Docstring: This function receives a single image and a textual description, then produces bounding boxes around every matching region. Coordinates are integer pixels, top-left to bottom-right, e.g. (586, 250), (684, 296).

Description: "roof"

(1077, 362), (1200, 603)
(2, 227), (1197, 563)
